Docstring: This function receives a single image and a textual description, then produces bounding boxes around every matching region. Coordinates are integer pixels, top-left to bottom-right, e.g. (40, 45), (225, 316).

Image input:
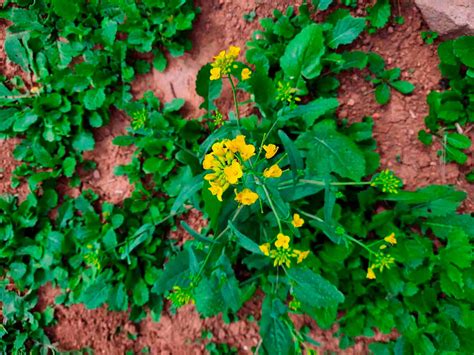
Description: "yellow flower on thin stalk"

(209, 46), (241, 80)
(294, 249), (310, 263)
(235, 188), (259, 206)
(274, 233), (290, 249)
(263, 144), (278, 159)
(384, 232), (397, 245)
(263, 164), (283, 178)
(241, 68), (252, 80)
(292, 213), (304, 228)
(366, 267), (376, 280)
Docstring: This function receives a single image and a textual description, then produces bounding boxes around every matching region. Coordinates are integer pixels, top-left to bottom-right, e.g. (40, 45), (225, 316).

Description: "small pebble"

(93, 170), (101, 179)
(347, 99), (355, 106)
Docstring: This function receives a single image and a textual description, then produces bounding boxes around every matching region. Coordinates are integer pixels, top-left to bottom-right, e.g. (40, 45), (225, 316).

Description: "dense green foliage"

(0, 1), (473, 354)
(418, 36), (474, 177)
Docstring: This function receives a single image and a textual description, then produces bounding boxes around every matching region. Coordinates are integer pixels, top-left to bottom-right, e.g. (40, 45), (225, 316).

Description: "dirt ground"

(1, 0), (473, 353)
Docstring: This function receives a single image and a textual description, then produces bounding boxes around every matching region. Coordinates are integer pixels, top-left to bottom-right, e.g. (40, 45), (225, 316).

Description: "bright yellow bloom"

(209, 182), (226, 202)
(202, 153), (217, 170)
(259, 243), (270, 256)
(210, 67), (221, 80)
(241, 68), (252, 80)
(275, 233), (290, 249)
(235, 188), (259, 205)
(263, 164), (283, 178)
(263, 144), (278, 159)
(292, 213), (304, 228)
(294, 249), (309, 263)
(223, 160), (243, 184)
(239, 143), (256, 161)
(211, 141), (228, 156)
(225, 135), (255, 161)
(384, 232), (397, 245)
(366, 267), (376, 280)
(210, 46), (240, 80)
(228, 46), (241, 58)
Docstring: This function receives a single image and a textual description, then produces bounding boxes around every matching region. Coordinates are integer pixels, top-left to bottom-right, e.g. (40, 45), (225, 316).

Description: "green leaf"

(52, 0), (80, 21)
(4, 33), (30, 70)
(287, 267), (344, 308)
(196, 63), (222, 116)
(453, 36), (474, 68)
(181, 221), (220, 244)
(375, 83), (391, 105)
(228, 221), (262, 254)
(446, 133), (471, 150)
(367, 0), (391, 29)
(278, 130), (303, 182)
(260, 297), (295, 355)
(418, 130), (433, 146)
(13, 112), (38, 132)
(72, 131), (95, 152)
(84, 87), (106, 110)
(446, 145), (468, 164)
(296, 119), (366, 181)
(164, 98), (185, 113)
(280, 24), (326, 84)
(313, 0), (333, 11)
(80, 277), (111, 309)
(282, 97), (339, 126)
(133, 278), (149, 307)
(153, 50), (167, 72)
(327, 13), (366, 49)
(390, 80), (415, 94)
(62, 157), (76, 177)
(108, 283), (128, 311)
(9, 262), (27, 280)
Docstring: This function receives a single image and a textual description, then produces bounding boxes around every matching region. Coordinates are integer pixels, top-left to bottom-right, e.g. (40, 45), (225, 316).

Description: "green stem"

(300, 179), (372, 186)
(228, 76), (241, 131)
(261, 183), (283, 233)
(194, 207), (242, 282)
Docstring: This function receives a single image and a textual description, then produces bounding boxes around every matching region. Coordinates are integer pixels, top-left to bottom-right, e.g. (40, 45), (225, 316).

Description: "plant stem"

(261, 183), (283, 233)
(228, 76), (241, 131)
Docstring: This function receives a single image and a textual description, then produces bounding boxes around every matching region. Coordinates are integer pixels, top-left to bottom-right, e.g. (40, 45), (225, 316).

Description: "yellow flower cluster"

(203, 135), (256, 201)
(259, 233), (310, 268)
(367, 233), (397, 280)
(210, 46), (240, 80)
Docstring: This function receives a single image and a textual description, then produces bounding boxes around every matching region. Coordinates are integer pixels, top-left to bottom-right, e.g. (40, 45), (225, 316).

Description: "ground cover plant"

(0, 1), (473, 353)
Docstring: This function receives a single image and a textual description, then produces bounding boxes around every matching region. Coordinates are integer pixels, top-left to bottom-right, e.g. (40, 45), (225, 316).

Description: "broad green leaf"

(312, 0), (333, 11)
(375, 83), (391, 105)
(446, 133), (471, 150)
(296, 119), (366, 181)
(196, 63), (222, 116)
(72, 131), (95, 152)
(108, 283), (128, 311)
(4, 33), (30, 70)
(164, 98), (185, 113)
(181, 221), (220, 244)
(367, 0), (391, 29)
(80, 278), (111, 309)
(418, 130), (433, 146)
(133, 278), (149, 306)
(280, 24), (325, 84)
(446, 145), (468, 164)
(327, 13), (366, 49)
(287, 267), (344, 308)
(84, 88), (106, 110)
(52, 0), (80, 21)
(260, 297), (295, 355)
(282, 97), (339, 126)
(453, 36), (474, 68)
(390, 80), (415, 94)
(13, 112), (38, 132)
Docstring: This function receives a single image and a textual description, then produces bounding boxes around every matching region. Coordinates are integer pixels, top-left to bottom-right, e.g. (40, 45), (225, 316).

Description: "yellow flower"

(366, 267), (376, 280)
(241, 68), (252, 80)
(203, 154), (217, 170)
(275, 233), (290, 249)
(239, 143), (256, 161)
(259, 243), (270, 256)
(211, 141), (228, 156)
(384, 233), (397, 245)
(210, 67), (221, 80)
(223, 160), (243, 184)
(235, 188), (259, 205)
(263, 164), (283, 178)
(209, 182), (225, 202)
(292, 213), (304, 228)
(294, 249), (309, 263)
(210, 46), (240, 80)
(263, 144), (278, 159)
(228, 45), (241, 58)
